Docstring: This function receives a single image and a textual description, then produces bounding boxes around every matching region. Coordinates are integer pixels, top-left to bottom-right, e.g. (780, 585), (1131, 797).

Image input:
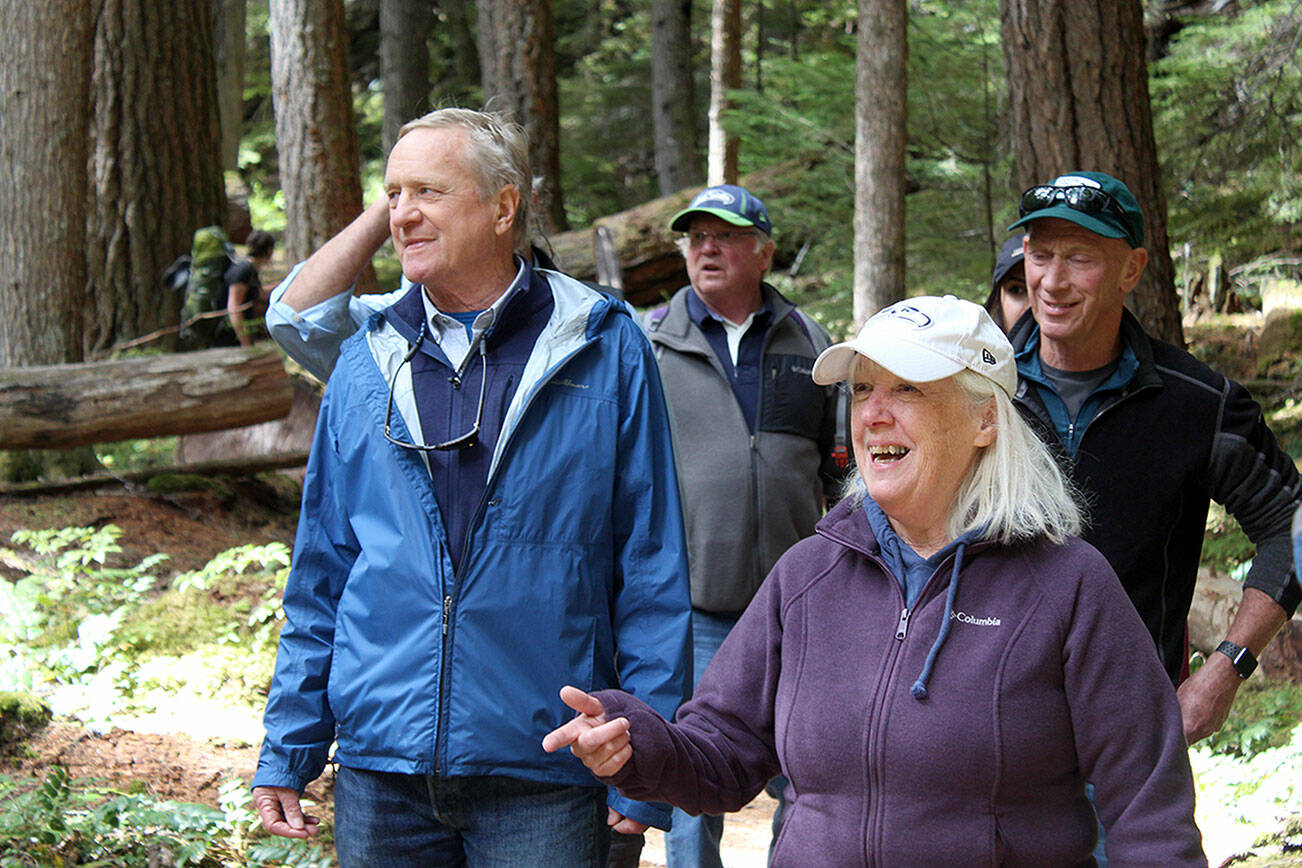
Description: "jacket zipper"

(895, 607), (911, 640)
(432, 334), (598, 775)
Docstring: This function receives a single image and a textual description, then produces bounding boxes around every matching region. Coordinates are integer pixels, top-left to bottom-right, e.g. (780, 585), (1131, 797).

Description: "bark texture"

(268, 0), (367, 268)
(1000, 0), (1183, 344)
(216, 0), (247, 171)
(853, 0), (908, 325)
(0, 348), (292, 449)
(86, 0), (227, 356)
(380, 0), (432, 153)
(0, 0), (95, 366)
(478, 0), (568, 234)
(651, 0), (703, 195)
(707, 0), (741, 185)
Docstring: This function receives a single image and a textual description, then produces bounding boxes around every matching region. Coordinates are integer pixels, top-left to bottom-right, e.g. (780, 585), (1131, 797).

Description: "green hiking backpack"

(179, 226), (236, 346)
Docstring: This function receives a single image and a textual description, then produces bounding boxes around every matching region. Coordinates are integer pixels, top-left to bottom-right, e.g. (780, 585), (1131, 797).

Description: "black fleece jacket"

(1009, 309), (1302, 684)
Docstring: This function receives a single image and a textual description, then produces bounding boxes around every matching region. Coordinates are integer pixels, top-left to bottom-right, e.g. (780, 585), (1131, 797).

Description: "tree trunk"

(852, 0), (908, 326)
(268, 0), (369, 283)
(0, 0), (94, 367)
(86, 0), (227, 356)
(441, 0), (481, 97)
(1000, 0), (1182, 345)
(0, 348), (293, 450)
(478, 0), (568, 235)
(707, 0), (741, 185)
(651, 0), (703, 196)
(380, 0), (432, 154)
(215, 0), (247, 172)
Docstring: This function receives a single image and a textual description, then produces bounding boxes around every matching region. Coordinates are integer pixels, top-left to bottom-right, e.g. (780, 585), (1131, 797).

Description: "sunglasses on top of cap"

(1018, 185), (1138, 247)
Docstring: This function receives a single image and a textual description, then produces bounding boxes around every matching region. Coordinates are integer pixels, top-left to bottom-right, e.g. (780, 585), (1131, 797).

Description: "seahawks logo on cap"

(693, 189), (737, 207)
(879, 304), (932, 329)
(982, 348), (997, 365)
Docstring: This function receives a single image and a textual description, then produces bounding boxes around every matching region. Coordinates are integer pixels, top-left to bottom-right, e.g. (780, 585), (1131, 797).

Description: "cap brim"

(669, 207), (757, 232)
(811, 335), (966, 386)
(1007, 206), (1127, 242)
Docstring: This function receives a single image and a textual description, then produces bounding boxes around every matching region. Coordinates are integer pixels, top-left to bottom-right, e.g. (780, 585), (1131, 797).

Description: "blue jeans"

(666, 610), (788, 868)
(333, 766), (610, 867)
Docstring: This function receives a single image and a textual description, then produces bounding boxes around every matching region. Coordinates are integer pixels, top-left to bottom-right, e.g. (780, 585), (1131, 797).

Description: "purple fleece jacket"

(595, 498), (1206, 867)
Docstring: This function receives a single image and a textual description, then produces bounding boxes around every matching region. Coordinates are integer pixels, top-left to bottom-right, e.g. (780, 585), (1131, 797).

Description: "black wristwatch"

(1214, 640), (1258, 679)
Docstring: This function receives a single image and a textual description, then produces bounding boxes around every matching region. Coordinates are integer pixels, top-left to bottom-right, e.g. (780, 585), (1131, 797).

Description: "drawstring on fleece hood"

(910, 546), (964, 700)
(860, 493), (978, 701)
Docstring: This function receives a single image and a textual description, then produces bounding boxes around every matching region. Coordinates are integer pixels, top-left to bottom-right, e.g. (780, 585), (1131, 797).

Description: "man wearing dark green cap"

(644, 184), (844, 868)
(1007, 171), (1301, 747)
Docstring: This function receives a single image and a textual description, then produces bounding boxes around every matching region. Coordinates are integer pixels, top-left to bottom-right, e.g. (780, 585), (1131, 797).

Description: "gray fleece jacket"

(596, 498), (1206, 867)
(644, 285), (842, 613)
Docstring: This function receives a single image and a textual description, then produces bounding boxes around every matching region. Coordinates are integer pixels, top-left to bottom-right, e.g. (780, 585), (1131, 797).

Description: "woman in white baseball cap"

(544, 296), (1205, 866)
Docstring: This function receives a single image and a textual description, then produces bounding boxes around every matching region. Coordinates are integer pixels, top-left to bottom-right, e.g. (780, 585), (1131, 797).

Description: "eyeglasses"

(1018, 184), (1137, 246)
(682, 229), (758, 248)
(384, 322), (487, 452)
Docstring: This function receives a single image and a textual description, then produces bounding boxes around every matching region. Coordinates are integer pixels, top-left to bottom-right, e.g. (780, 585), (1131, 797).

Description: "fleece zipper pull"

(895, 608), (910, 640)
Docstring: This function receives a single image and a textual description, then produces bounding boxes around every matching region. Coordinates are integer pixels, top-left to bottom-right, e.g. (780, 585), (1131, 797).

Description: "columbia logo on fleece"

(951, 610), (1001, 627)
(551, 378), (590, 390)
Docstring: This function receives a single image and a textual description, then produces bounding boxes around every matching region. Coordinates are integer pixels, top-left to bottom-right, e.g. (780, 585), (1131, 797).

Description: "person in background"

(984, 234), (1029, 333)
(643, 184), (843, 868)
(1006, 171), (1301, 739)
(252, 107), (691, 866)
(545, 295), (1207, 867)
(225, 229), (275, 347)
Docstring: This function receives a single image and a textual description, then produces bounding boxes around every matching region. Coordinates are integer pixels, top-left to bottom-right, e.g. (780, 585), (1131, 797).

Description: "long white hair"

(949, 369), (1082, 544)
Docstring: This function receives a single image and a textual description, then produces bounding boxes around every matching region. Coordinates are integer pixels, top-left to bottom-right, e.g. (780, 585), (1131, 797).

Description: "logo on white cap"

(694, 189), (736, 207)
(982, 348), (996, 365)
(881, 304), (932, 329)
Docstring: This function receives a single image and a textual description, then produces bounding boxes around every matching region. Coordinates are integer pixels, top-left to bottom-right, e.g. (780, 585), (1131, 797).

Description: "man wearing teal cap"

(645, 185), (844, 868)
(1007, 171), (1301, 742)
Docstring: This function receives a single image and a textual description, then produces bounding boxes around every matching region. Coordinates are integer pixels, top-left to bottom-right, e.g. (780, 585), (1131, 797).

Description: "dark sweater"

(1010, 310), (1302, 683)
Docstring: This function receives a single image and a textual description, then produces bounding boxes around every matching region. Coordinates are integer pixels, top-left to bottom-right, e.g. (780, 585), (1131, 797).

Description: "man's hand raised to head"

(542, 685), (633, 779)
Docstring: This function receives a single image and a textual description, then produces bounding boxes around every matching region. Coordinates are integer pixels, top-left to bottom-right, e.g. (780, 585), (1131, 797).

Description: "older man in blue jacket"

(251, 108), (692, 867)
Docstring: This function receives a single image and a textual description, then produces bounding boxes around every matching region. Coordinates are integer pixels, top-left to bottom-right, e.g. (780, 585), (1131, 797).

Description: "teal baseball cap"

(1008, 171), (1145, 248)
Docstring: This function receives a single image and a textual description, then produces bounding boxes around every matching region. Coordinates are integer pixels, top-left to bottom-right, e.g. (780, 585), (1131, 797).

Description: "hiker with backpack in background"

(173, 227), (275, 348)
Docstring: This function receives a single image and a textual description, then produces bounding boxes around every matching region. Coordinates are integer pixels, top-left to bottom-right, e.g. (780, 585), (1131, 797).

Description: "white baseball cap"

(812, 295), (1017, 396)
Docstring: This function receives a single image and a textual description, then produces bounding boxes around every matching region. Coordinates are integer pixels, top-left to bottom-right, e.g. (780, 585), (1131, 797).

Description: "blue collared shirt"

(684, 288), (773, 433)
(1014, 326), (1139, 456)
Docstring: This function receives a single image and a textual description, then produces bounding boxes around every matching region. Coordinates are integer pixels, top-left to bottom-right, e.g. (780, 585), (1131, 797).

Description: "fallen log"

(0, 347), (292, 450)
(546, 157), (825, 306)
(1189, 568), (1302, 684)
(0, 450), (310, 497)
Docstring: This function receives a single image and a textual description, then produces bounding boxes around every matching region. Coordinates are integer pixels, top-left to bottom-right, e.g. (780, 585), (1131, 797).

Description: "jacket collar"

(1008, 307), (1162, 404)
(382, 259), (555, 358)
(649, 282), (794, 352)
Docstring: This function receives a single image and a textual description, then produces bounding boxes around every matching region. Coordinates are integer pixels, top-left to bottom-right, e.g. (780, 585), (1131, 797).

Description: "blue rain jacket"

(254, 270), (692, 829)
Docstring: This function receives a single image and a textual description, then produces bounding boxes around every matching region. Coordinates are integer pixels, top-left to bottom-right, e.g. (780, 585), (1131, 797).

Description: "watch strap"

(1214, 640), (1257, 679)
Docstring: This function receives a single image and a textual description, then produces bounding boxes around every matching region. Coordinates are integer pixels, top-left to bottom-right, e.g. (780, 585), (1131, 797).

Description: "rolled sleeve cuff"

(607, 788), (673, 831)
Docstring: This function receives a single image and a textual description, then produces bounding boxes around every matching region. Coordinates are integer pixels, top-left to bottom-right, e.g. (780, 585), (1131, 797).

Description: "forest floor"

(0, 485), (782, 866)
